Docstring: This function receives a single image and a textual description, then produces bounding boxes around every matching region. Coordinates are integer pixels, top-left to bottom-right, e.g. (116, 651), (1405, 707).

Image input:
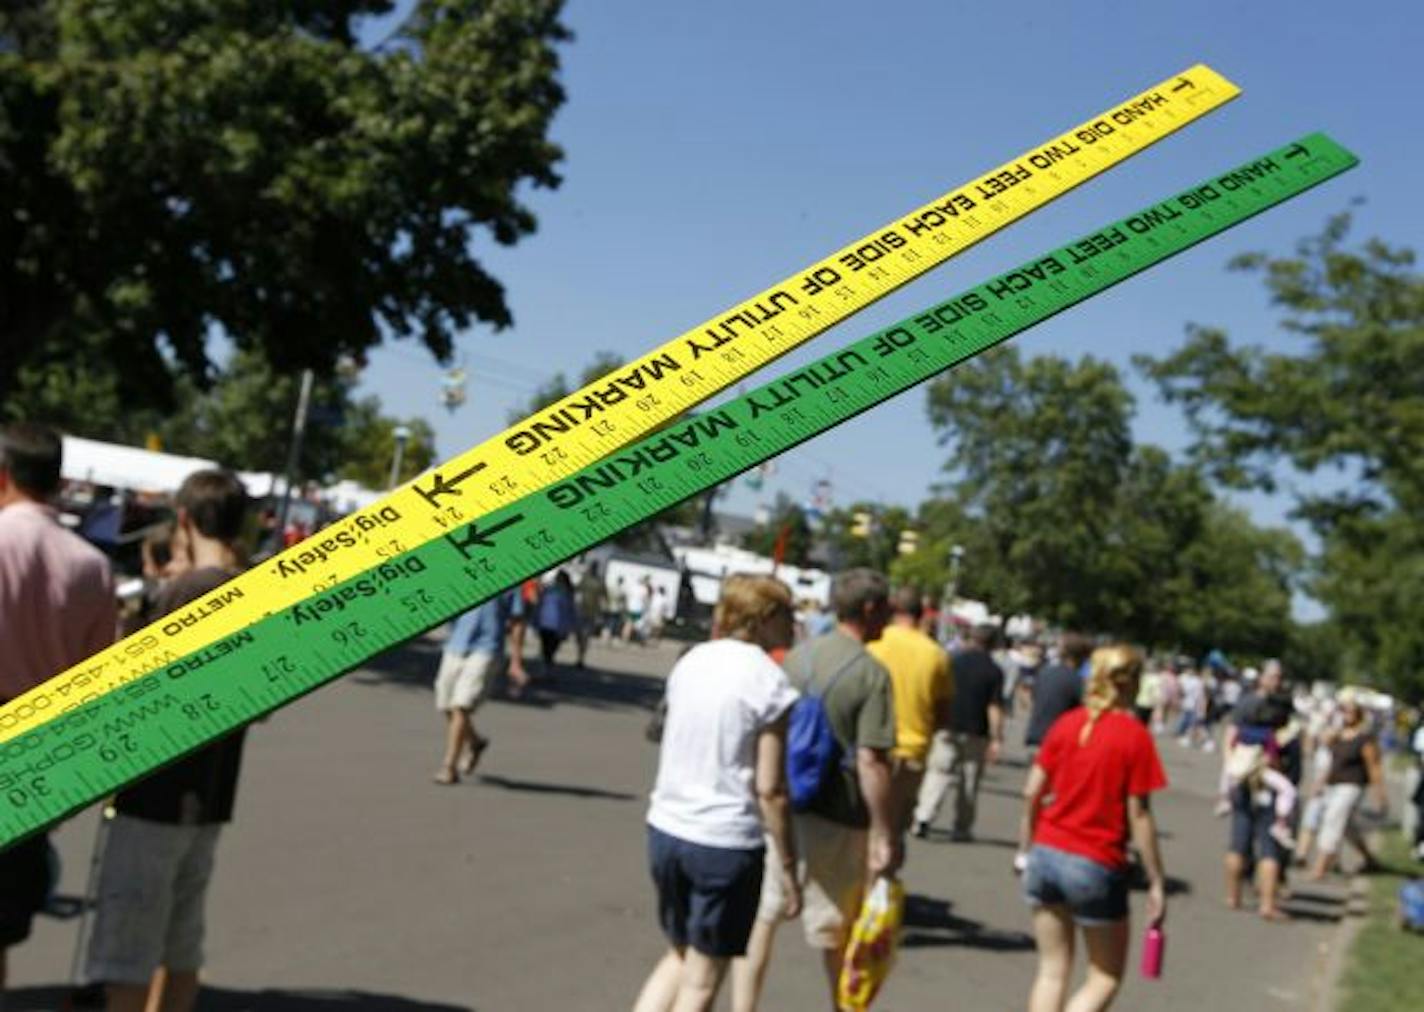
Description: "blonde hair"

(1079, 644), (1144, 745)
(713, 574), (794, 648)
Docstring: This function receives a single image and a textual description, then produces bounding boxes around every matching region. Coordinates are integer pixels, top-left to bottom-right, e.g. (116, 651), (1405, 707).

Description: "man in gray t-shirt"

(786, 629), (897, 827)
(736, 570), (900, 1011)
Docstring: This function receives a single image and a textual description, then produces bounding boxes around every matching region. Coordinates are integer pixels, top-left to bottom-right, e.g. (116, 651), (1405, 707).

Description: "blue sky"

(357, 0), (1419, 543)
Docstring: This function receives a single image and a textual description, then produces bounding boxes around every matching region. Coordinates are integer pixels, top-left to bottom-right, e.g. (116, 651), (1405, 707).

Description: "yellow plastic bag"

(837, 876), (905, 1010)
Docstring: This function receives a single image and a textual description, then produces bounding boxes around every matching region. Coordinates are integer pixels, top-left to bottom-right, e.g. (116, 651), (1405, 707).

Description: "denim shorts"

(648, 826), (765, 957)
(1228, 784), (1287, 864)
(1022, 844), (1129, 925)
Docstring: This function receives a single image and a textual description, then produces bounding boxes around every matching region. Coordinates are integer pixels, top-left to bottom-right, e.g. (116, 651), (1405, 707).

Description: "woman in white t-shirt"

(633, 575), (802, 1012)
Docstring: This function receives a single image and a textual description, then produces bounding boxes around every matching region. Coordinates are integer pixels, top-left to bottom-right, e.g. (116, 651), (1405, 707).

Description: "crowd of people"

(623, 568), (1176, 1011)
(3, 417), (1424, 1012)
(619, 569), (1424, 1010)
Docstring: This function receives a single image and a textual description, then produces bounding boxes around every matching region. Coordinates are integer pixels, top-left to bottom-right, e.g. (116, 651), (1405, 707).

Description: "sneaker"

(912, 821), (929, 840)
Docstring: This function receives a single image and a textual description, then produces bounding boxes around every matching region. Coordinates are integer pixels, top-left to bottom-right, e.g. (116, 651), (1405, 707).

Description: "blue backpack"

(1400, 879), (1424, 931)
(786, 647), (860, 810)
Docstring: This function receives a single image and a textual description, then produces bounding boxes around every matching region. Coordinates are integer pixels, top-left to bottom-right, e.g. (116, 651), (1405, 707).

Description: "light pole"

(937, 543), (965, 645)
(387, 424), (412, 490)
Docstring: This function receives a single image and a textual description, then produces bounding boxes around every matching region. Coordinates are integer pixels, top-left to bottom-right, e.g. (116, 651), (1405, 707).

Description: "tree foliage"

(337, 398), (437, 489)
(886, 497), (1010, 605)
(1139, 214), (1424, 697)
(4, 344), (435, 487)
(808, 502), (904, 572)
(159, 350), (436, 486)
(923, 345), (1300, 656)
(927, 347), (1134, 630)
(741, 493), (817, 568)
(1, 0), (570, 409)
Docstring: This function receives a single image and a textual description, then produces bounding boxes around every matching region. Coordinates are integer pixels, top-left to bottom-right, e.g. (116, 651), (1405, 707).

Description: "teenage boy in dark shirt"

(914, 623), (1004, 840)
(85, 469), (250, 1012)
(1025, 632), (1094, 752)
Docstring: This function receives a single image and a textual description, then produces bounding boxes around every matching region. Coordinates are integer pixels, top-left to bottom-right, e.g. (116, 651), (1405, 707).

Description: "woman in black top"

(1308, 696), (1386, 879)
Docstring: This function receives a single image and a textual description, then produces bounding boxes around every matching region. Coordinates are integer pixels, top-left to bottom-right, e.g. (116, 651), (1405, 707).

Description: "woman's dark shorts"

(1229, 784), (1287, 864)
(1023, 844), (1129, 925)
(648, 826), (764, 958)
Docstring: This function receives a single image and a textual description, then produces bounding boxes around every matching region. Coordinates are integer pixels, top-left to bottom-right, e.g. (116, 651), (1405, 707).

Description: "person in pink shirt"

(0, 423), (116, 992)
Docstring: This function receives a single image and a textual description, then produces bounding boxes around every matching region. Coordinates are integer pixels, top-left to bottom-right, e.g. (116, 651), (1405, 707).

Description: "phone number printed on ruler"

(0, 135), (1358, 845)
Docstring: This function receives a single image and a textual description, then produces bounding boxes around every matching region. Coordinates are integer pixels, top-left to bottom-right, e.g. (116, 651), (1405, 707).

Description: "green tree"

(336, 399), (437, 488)
(1171, 503), (1302, 660)
(818, 501), (914, 574)
(1, 0), (570, 409)
(925, 346), (1135, 630)
(3, 331), (163, 443)
(924, 345), (1303, 653)
(1138, 214), (1424, 697)
(886, 497), (1021, 608)
(8, 344), (437, 488)
(162, 352), (435, 486)
(153, 350), (353, 476)
(1283, 619), (1348, 688)
(742, 493), (816, 568)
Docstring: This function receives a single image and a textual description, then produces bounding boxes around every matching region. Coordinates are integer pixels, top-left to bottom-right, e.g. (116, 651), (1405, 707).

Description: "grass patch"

(1338, 834), (1424, 1011)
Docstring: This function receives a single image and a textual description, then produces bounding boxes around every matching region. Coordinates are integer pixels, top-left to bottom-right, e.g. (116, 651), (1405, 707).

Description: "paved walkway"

(9, 637), (1355, 1009)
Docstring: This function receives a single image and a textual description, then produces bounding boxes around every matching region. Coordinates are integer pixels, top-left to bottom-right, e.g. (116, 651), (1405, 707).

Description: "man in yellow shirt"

(867, 586), (953, 833)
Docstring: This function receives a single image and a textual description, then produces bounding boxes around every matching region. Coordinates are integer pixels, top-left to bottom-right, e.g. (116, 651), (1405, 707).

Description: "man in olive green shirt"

(733, 569), (901, 1009)
(574, 561), (609, 667)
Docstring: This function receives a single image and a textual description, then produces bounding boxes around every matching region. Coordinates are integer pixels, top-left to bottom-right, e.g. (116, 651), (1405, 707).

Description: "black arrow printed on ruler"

(1173, 77), (1195, 91)
(413, 461), (488, 507)
(0, 134), (1359, 849)
(1285, 142), (1309, 158)
(443, 514), (528, 558)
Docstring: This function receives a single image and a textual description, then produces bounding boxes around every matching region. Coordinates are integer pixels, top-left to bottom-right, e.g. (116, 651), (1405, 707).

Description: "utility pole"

(698, 485), (719, 543)
(275, 369), (314, 540)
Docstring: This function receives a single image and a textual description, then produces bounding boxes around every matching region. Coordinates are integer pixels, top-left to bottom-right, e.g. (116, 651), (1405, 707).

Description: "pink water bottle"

(1140, 926), (1165, 980)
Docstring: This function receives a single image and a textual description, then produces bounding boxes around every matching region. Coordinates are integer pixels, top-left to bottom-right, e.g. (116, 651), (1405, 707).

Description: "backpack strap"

(800, 642), (864, 772)
(800, 640), (864, 701)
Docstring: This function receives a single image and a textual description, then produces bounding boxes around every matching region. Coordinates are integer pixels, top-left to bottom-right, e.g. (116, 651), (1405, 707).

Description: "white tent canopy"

(236, 472), (384, 513)
(60, 438), (387, 511)
(61, 436), (218, 495)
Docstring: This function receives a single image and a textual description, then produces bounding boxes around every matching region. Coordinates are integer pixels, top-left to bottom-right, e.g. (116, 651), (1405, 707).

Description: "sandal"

(432, 769), (459, 786)
(460, 737), (490, 775)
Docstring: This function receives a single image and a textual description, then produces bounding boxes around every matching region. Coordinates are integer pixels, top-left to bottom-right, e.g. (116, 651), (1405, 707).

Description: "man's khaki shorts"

(757, 812), (867, 949)
(434, 651), (501, 711)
